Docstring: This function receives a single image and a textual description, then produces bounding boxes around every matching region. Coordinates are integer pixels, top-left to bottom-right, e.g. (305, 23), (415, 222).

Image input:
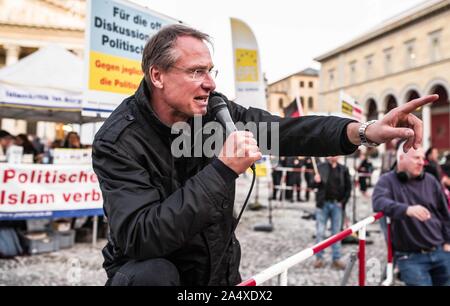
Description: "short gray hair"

(141, 24), (212, 88)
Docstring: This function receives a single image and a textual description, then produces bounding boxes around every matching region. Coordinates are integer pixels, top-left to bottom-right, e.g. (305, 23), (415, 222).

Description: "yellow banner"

(246, 162), (268, 177)
(341, 100), (353, 116)
(89, 51), (143, 95)
(235, 49), (259, 82)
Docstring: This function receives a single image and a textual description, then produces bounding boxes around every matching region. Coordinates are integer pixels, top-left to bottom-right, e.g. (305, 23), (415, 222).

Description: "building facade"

(267, 68), (319, 116)
(315, 0), (450, 151)
(0, 0), (85, 139)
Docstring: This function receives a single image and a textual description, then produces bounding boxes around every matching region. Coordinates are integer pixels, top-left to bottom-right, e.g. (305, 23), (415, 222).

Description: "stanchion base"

(253, 223), (274, 232)
(342, 235), (374, 245)
(249, 202), (264, 211)
(342, 235), (359, 244)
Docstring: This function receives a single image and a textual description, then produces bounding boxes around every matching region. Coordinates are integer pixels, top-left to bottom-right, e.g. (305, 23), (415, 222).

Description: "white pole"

(278, 270), (288, 286)
(92, 216), (98, 247)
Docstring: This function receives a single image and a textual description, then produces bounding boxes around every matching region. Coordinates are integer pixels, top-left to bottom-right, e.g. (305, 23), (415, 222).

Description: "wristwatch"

(358, 120), (379, 147)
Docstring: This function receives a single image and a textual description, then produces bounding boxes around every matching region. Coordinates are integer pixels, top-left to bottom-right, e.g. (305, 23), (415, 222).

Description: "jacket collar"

(134, 79), (173, 135)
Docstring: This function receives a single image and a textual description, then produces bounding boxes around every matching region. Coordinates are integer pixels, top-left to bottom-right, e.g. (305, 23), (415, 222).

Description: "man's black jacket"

(92, 80), (358, 285)
(315, 162), (352, 209)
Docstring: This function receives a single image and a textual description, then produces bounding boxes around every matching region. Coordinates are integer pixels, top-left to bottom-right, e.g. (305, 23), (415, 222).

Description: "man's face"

(158, 36), (216, 121)
(399, 147), (425, 177)
(69, 134), (80, 147)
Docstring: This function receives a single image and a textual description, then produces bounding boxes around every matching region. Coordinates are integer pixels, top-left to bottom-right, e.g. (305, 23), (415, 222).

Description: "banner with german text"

(83, 0), (179, 117)
(0, 164), (103, 220)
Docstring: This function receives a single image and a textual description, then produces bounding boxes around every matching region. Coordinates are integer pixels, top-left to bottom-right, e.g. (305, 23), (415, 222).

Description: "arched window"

(308, 97), (314, 109)
(278, 98), (284, 109)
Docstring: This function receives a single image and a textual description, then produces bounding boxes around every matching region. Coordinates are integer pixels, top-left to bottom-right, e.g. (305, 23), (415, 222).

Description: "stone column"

(4, 44), (20, 66)
(422, 105), (431, 149)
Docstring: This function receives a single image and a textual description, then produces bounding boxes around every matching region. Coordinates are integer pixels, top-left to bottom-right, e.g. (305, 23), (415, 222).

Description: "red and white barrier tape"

(238, 212), (384, 286)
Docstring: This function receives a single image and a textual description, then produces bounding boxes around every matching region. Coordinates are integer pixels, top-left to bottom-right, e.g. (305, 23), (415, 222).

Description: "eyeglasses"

(171, 66), (218, 82)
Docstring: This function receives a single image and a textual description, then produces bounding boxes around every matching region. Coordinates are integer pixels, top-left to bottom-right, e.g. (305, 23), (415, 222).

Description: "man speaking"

(92, 24), (438, 286)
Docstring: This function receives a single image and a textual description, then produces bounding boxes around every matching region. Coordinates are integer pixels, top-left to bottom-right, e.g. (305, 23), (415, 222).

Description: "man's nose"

(201, 74), (216, 91)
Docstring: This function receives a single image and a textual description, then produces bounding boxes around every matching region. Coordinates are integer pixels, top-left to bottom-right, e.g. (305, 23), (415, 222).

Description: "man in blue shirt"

(372, 141), (450, 286)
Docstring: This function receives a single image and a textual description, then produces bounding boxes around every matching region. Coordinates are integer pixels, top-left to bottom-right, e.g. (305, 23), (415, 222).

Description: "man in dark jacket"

(312, 156), (351, 269)
(92, 24), (438, 286)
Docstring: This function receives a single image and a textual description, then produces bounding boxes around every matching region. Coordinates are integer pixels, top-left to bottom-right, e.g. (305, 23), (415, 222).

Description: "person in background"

(30, 135), (45, 163)
(442, 153), (450, 178)
(441, 154), (450, 207)
(285, 156), (304, 202)
(372, 141), (450, 286)
(424, 147), (442, 183)
(303, 157), (315, 202)
(313, 156), (352, 270)
(357, 151), (373, 197)
(0, 130), (14, 158)
(15, 134), (37, 158)
(0, 131), (27, 252)
(63, 131), (83, 149)
(442, 153), (450, 192)
(31, 135), (45, 155)
(270, 156), (283, 201)
(425, 147), (450, 207)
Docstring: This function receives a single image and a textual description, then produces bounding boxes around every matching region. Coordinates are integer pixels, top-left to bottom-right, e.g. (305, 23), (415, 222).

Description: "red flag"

(283, 96), (305, 118)
(292, 96), (304, 118)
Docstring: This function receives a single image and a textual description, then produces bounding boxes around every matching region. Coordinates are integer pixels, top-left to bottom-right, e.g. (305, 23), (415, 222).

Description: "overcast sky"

(131, 0), (427, 97)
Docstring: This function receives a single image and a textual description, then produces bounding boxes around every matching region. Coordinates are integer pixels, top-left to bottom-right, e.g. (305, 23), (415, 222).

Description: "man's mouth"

(194, 95), (209, 105)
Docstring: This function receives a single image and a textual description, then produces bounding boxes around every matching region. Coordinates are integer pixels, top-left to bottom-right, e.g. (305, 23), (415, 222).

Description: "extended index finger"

(398, 94), (439, 114)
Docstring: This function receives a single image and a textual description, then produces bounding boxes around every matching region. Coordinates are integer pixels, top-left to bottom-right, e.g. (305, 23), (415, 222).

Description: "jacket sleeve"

(92, 139), (232, 260)
(213, 92), (358, 157)
(372, 175), (409, 219)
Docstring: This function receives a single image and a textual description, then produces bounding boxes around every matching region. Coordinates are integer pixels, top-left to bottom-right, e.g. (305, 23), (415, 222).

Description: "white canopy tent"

(0, 44), (102, 124)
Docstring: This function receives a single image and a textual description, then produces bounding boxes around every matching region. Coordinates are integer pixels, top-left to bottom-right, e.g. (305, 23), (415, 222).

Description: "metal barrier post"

(381, 217), (394, 286)
(340, 252), (357, 286)
(92, 215), (98, 247)
(358, 226), (366, 286)
(278, 270), (288, 286)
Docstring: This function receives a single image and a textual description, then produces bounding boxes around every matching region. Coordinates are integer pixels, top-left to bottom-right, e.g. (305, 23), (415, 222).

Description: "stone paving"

(0, 175), (395, 286)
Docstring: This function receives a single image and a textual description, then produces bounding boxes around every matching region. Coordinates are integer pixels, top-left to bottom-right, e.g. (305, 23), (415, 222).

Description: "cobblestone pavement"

(0, 175), (395, 286)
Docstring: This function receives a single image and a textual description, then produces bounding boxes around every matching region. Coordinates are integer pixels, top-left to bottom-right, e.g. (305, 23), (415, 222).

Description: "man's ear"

(149, 65), (164, 89)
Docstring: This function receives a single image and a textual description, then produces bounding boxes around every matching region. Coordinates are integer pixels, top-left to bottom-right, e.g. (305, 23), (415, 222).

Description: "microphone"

(208, 95), (256, 171)
(208, 95), (237, 137)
